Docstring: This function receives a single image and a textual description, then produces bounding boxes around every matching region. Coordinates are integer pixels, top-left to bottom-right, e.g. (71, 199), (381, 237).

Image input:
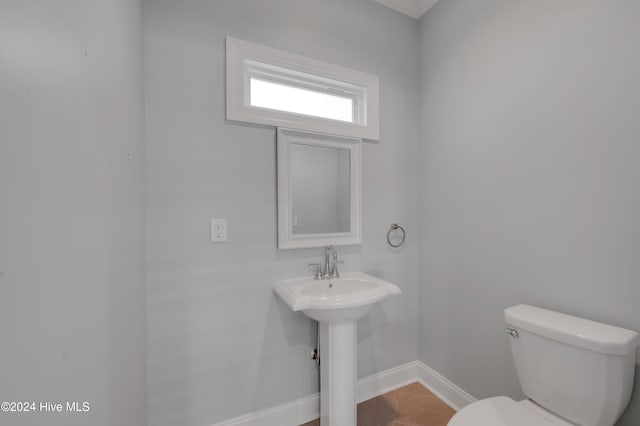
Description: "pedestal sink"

(274, 272), (401, 426)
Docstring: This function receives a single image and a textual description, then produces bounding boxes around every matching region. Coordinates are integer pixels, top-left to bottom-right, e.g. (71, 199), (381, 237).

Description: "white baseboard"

(356, 360), (423, 403)
(211, 392), (319, 426)
(414, 361), (476, 411)
(211, 360), (476, 426)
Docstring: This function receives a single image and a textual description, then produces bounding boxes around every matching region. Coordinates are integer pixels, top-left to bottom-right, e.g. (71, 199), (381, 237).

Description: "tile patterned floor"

(301, 382), (455, 426)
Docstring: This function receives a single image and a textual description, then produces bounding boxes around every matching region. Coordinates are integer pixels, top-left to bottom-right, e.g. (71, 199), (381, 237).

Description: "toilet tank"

(505, 305), (639, 426)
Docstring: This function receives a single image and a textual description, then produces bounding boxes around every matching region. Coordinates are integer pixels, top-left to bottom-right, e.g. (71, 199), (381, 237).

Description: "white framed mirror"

(277, 128), (362, 249)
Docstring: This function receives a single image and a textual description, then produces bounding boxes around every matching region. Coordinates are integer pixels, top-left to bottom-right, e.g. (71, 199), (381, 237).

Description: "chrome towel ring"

(387, 223), (406, 248)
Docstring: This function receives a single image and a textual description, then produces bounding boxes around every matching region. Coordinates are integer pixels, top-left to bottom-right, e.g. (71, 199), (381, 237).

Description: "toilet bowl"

(448, 305), (639, 426)
(449, 397), (573, 426)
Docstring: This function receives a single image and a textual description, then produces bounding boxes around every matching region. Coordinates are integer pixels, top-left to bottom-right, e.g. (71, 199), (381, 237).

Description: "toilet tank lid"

(504, 305), (639, 355)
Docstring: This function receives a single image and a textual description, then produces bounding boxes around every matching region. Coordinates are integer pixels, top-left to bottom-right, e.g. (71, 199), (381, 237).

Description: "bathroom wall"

(145, 0), (420, 425)
(418, 0), (640, 424)
(0, 1), (146, 426)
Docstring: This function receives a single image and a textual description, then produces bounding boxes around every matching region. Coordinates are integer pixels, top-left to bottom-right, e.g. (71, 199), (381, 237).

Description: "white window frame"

(226, 37), (379, 140)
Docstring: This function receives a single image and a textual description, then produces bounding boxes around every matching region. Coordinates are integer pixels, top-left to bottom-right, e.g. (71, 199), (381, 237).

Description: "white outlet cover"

(211, 218), (227, 243)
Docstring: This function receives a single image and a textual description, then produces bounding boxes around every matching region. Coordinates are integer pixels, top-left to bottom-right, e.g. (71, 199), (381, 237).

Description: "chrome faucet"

(309, 246), (344, 280)
(324, 246), (344, 279)
(324, 245), (333, 279)
(330, 247), (342, 278)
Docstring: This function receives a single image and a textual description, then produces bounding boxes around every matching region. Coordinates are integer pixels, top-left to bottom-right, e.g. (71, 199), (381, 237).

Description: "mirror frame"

(277, 128), (362, 250)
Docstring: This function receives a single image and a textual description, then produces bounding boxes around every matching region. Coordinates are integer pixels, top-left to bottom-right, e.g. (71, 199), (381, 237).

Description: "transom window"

(226, 37), (379, 140)
(249, 77), (354, 123)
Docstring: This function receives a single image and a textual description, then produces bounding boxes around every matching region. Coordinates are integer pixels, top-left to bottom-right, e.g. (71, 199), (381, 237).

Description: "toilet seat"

(448, 397), (563, 426)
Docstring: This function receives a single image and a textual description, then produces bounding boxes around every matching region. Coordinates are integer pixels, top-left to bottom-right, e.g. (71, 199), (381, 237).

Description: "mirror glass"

(277, 128), (362, 249)
(290, 143), (351, 235)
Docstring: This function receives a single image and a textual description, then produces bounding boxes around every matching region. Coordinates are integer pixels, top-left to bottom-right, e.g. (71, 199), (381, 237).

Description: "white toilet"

(449, 304), (639, 426)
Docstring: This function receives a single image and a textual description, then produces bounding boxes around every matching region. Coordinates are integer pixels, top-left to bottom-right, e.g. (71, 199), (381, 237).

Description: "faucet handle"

(308, 263), (322, 280)
(329, 260), (344, 278)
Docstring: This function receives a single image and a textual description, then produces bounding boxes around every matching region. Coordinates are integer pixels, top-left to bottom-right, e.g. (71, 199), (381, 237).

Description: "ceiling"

(373, 0), (439, 19)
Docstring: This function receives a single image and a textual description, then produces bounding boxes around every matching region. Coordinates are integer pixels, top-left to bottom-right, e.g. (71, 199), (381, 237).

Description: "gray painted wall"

(144, 0), (420, 425)
(418, 1), (640, 424)
(0, 1), (146, 425)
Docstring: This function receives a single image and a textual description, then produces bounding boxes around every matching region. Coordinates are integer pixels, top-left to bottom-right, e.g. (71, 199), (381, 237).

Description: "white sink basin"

(275, 271), (400, 425)
(274, 272), (401, 323)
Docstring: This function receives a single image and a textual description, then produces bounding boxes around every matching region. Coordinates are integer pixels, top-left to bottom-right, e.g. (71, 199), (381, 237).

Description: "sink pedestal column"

(319, 321), (357, 426)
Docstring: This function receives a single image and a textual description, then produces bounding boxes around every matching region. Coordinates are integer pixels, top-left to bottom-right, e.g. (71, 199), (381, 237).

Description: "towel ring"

(387, 223), (406, 248)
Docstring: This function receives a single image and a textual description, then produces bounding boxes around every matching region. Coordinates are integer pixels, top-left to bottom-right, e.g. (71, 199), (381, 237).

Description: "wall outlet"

(211, 218), (227, 243)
